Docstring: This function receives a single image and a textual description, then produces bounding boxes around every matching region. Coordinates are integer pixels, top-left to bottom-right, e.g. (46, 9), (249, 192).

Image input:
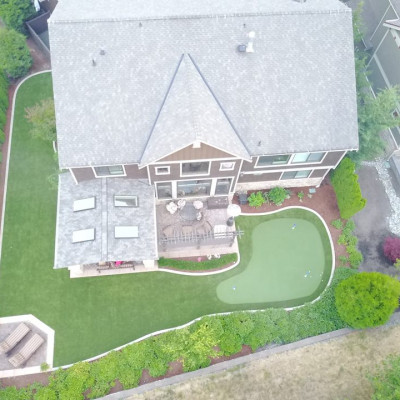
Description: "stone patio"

(0, 315), (54, 378)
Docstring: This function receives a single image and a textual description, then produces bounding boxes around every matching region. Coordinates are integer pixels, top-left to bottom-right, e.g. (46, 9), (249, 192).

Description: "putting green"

(217, 210), (332, 305)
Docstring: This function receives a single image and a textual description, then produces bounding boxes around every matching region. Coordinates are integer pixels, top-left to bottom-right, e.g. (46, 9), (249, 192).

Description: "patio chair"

(8, 333), (45, 368)
(0, 323), (30, 355)
(162, 225), (176, 238)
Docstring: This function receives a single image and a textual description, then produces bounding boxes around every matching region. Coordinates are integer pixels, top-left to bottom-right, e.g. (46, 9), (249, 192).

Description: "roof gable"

(140, 54), (250, 166)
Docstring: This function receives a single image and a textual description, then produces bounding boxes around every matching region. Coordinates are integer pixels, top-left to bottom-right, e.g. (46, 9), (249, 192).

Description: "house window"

(220, 162), (235, 171)
(114, 195), (138, 207)
(156, 182), (172, 199)
(177, 180), (212, 197)
(256, 154), (290, 167)
(94, 165), (125, 177)
(281, 170), (312, 180)
(181, 162), (210, 176)
(215, 178), (232, 195)
(155, 166), (170, 175)
(292, 152), (325, 164)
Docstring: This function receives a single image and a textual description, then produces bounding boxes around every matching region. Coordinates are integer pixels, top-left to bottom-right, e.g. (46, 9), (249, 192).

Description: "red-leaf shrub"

(383, 237), (400, 263)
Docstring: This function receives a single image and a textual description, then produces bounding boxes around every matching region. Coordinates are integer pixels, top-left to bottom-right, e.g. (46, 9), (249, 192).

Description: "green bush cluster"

(0, 268), (355, 399)
(337, 219), (363, 268)
(331, 158), (366, 219)
(335, 272), (400, 329)
(158, 253), (237, 271)
(0, 70), (9, 164)
(247, 191), (265, 207)
(0, 0), (36, 34)
(0, 28), (32, 79)
(331, 218), (343, 230)
(247, 187), (290, 207)
(267, 187), (287, 205)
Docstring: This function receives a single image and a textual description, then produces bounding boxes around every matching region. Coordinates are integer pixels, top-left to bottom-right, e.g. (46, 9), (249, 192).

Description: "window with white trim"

(220, 162), (235, 171)
(155, 166), (170, 175)
(292, 152), (325, 164)
(256, 154), (290, 167)
(181, 162), (210, 176)
(94, 165), (124, 177)
(281, 170), (312, 179)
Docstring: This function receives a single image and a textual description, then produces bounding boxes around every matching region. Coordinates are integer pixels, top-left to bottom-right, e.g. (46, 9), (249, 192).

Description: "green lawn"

(0, 73), (333, 367)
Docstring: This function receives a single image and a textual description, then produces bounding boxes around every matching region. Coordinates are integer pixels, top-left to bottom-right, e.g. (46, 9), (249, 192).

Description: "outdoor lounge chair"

(8, 333), (45, 368)
(0, 323), (30, 355)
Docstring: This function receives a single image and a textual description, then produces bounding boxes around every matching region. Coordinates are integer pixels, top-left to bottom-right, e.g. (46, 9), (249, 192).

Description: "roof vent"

(92, 59), (96, 66)
(100, 49), (105, 55)
(294, 0), (306, 2)
(238, 31), (256, 53)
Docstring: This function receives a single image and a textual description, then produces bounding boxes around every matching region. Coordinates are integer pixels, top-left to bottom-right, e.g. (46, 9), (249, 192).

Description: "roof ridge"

(187, 54), (251, 156)
(139, 54), (185, 163)
(49, 9), (351, 24)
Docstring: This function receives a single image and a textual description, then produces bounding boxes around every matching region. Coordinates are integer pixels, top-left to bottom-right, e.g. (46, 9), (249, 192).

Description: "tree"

(383, 236), (400, 263)
(348, 5), (400, 163)
(370, 355), (400, 400)
(0, 28), (32, 78)
(25, 98), (56, 142)
(331, 157), (366, 219)
(335, 272), (400, 329)
(0, 0), (36, 34)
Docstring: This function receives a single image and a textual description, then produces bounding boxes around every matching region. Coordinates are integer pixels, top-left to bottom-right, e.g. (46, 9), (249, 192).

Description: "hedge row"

(0, 0), (36, 34)
(331, 157), (366, 219)
(0, 267), (356, 400)
(0, 70), (8, 148)
(158, 253), (238, 271)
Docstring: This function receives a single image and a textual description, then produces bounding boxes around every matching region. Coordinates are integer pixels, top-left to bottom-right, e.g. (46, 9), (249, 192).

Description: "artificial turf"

(0, 73), (333, 367)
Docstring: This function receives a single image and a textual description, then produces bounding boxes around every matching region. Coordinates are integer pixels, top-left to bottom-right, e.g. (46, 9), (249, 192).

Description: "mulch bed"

(232, 177), (347, 266)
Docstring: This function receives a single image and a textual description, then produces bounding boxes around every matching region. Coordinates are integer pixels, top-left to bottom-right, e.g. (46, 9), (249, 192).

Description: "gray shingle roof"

(54, 174), (157, 268)
(49, 0), (358, 168)
(140, 54), (251, 166)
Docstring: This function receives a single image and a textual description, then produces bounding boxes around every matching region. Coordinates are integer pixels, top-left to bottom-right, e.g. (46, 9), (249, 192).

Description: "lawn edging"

(240, 205), (336, 309)
(158, 252), (240, 276)
(0, 70), (51, 264)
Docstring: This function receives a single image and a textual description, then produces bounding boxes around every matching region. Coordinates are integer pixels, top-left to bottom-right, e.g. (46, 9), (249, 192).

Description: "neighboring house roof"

(49, 0), (358, 169)
(384, 19), (400, 31)
(54, 174), (157, 268)
(140, 54), (251, 166)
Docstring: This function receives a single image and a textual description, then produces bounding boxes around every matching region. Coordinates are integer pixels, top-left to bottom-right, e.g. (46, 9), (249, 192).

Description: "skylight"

(114, 195), (138, 207)
(72, 228), (95, 243)
(73, 197), (96, 212)
(115, 226), (139, 238)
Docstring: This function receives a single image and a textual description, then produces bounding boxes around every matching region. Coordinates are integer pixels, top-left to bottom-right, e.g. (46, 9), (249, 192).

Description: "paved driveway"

(353, 165), (397, 274)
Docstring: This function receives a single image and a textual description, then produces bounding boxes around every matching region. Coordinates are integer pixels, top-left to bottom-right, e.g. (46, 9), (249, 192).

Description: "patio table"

(180, 203), (197, 221)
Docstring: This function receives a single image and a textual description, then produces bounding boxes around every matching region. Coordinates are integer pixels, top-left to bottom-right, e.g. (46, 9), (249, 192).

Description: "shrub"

(0, 0), (36, 34)
(297, 191), (304, 202)
(267, 187), (287, 205)
(339, 255), (348, 267)
(0, 28), (32, 78)
(25, 98), (56, 141)
(335, 272), (400, 328)
(331, 219), (343, 230)
(370, 355), (400, 400)
(331, 158), (366, 219)
(383, 236), (400, 263)
(247, 191), (265, 207)
(346, 245), (363, 268)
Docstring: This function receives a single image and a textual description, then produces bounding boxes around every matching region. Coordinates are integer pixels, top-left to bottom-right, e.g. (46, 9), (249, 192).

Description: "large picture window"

(256, 154), (290, 167)
(177, 180), (212, 197)
(292, 152), (325, 164)
(181, 162), (210, 176)
(94, 165), (125, 177)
